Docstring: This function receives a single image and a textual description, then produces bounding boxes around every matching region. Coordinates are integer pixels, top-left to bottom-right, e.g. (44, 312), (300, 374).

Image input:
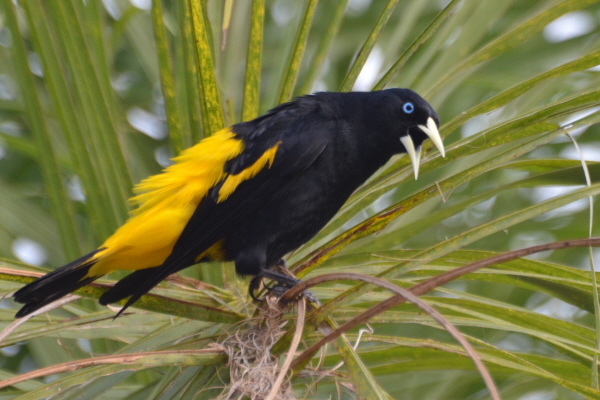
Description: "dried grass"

(217, 296), (297, 400)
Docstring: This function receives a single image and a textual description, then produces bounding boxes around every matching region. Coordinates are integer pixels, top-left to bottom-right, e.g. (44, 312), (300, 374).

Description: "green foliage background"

(0, 0), (599, 398)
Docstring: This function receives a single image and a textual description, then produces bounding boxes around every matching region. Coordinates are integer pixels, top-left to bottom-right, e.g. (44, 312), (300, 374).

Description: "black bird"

(13, 89), (444, 318)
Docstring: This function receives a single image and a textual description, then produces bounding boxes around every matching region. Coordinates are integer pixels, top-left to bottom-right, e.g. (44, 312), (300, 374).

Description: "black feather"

(13, 250), (101, 318)
(98, 267), (160, 306)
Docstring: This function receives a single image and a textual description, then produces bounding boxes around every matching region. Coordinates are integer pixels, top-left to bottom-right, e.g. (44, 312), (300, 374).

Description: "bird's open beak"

(400, 117), (444, 180)
(418, 117), (445, 158)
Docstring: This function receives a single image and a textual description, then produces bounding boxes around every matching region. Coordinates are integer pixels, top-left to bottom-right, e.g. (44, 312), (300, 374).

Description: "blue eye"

(403, 102), (414, 114)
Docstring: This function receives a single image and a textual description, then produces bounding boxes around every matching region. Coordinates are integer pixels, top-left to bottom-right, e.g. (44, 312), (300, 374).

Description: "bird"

(13, 88), (445, 318)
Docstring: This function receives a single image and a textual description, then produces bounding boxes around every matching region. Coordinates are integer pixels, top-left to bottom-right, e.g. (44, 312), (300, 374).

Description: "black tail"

(98, 267), (159, 306)
(13, 250), (102, 318)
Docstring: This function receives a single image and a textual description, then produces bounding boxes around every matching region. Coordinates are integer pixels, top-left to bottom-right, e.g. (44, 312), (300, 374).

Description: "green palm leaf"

(1, 1), (600, 398)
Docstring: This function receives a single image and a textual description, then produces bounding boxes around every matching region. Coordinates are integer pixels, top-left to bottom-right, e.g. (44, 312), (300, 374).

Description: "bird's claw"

(249, 276), (266, 302)
(248, 270), (319, 304)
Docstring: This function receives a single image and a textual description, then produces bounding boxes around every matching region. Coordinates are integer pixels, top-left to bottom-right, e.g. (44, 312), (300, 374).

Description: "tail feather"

(98, 266), (159, 306)
(13, 250), (102, 318)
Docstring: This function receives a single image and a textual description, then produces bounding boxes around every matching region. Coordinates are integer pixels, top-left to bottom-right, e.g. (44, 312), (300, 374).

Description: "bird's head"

(369, 88), (445, 179)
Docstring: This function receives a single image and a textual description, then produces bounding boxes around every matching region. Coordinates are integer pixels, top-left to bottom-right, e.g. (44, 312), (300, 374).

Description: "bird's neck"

(333, 125), (400, 186)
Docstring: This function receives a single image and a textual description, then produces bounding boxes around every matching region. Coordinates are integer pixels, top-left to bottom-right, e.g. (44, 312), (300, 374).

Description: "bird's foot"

(268, 284), (319, 304)
(248, 268), (319, 304)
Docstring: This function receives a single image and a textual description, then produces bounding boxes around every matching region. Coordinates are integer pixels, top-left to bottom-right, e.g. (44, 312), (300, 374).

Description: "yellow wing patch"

(88, 128), (243, 276)
(130, 128), (244, 214)
(217, 143), (280, 202)
(89, 205), (196, 276)
(195, 239), (226, 262)
(86, 128), (281, 277)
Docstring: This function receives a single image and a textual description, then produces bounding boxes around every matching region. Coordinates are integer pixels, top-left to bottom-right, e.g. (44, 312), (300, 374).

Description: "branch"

(285, 272), (500, 399)
(287, 237), (600, 370)
(0, 349), (224, 390)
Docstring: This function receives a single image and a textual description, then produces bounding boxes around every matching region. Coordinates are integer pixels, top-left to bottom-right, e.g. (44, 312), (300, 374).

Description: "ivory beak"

(418, 117), (445, 157)
(400, 135), (420, 179)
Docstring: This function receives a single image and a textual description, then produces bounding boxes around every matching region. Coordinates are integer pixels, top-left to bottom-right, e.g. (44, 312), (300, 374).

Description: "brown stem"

(0, 349), (223, 390)
(288, 237), (600, 369)
(287, 272), (500, 399)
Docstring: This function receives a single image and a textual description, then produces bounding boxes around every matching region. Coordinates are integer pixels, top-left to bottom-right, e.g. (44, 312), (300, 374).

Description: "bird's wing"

(107, 112), (333, 314)
(87, 128), (244, 277)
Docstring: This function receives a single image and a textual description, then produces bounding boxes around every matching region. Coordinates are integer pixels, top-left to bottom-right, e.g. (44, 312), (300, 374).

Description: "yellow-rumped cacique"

(13, 89), (445, 318)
